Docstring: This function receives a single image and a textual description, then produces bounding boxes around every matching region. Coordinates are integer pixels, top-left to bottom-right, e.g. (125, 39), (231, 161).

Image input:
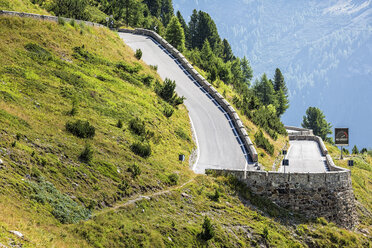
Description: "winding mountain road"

(119, 33), (252, 173)
(278, 140), (328, 173)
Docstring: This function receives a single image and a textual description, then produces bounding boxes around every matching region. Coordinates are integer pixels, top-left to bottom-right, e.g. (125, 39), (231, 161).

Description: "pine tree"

(273, 68), (287, 93)
(143, 0), (161, 18)
(352, 145), (359, 154)
(200, 40), (214, 70)
(188, 9), (199, 49)
(254, 74), (276, 106)
(222, 39), (234, 62)
(176, 11), (189, 47)
(302, 107), (332, 140)
(276, 88), (289, 117)
(231, 58), (243, 85)
(165, 16), (185, 52)
(241, 56), (253, 86)
(160, 0), (174, 27)
(273, 68), (289, 116)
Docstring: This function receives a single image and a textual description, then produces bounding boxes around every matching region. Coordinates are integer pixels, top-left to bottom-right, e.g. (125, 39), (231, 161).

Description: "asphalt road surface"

(119, 33), (252, 173)
(279, 140), (328, 173)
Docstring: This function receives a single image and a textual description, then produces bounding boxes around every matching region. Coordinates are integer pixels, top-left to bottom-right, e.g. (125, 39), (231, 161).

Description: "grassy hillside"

(327, 144), (372, 231)
(0, 8), (371, 248)
(0, 0), (48, 14)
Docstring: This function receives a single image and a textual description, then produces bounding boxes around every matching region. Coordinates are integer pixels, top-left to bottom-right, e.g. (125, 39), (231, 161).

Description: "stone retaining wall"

(118, 28), (259, 162)
(0, 10), (104, 27)
(208, 168), (357, 228)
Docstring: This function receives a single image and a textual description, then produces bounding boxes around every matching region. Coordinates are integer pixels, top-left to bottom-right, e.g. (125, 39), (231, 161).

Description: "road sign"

(179, 154), (185, 162)
(282, 159), (289, 166)
(282, 150), (287, 155)
(348, 160), (354, 166)
(335, 128), (349, 146)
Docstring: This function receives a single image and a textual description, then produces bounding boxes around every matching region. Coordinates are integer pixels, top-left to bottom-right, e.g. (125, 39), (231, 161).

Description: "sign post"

(335, 128), (349, 159)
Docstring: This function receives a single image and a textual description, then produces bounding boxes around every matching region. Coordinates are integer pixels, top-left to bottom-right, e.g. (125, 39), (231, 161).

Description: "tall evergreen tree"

(165, 16), (185, 52)
(241, 56), (253, 86)
(176, 11), (189, 48)
(160, 0), (174, 27)
(222, 39), (234, 62)
(143, 0), (161, 18)
(276, 88), (289, 117)
(273, 68), (289, 116)
(273, 68), (287, 94)
(254, 74), (276, 106)
(231, 58), (243, 85)
(302, 107), (332, 140)
(352, 145), (359, 154)
(188, 9), (199, 49)
(188, 10), (221, 51)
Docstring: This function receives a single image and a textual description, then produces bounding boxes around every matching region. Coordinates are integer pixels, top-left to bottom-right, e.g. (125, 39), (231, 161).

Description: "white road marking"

(189, 115), (200, 171)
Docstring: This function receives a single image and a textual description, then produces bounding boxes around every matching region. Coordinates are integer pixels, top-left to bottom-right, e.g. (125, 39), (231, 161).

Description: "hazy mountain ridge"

(174, 0), (372, 148)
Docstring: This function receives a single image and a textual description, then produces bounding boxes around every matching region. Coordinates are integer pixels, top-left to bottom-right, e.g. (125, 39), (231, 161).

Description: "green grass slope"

(0, 12), (371, 248)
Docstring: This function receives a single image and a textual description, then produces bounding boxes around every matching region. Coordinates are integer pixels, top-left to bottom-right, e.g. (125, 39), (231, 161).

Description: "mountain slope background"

(173, 0), (372, 149)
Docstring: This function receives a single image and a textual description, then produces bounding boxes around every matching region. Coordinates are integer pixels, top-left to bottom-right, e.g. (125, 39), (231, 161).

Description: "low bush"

(79, 143), (93, 163)
(163, 105), (174, 118)
(66, 120), (95, 138)
(116, 61), (142, 73)
(28, 180), (91, 224)
(175, 127), (190, 141)
(128, 164), (141, 178)
(116, 119), (123, 128)
(141, 74), (154, 86)
(168, 173), (179, 185)
(135, 49), (142, 60)
(25, 43), (53, 61)
(54, 70), (87, 88)
(254, 130), (274, 155)
(155, 78), (184, 106)
(150, 65), (158, 71)
(57, 16), (65, 25)
(201, 216), (215, 241)
(130, 142), (151, 158)
(129, 118), (146, 136)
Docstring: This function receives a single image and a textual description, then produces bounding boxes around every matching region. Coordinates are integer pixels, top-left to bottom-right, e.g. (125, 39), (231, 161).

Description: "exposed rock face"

(208, 169), (357, 229)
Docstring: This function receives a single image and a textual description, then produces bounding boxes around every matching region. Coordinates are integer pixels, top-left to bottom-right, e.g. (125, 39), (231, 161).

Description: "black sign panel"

(282, 159), (289, 166)
(335, 128), (349, 146)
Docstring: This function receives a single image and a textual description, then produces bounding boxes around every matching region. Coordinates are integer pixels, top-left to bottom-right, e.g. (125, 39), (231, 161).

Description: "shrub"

(129, 118), (146, 136)
(163, 105), (174, 118)
(116, 61), (142, 73)
(70, 19), (77, 27)
(11, 141), (16, 147)
(135, 49), (142, 60)
(141, 74), (154, 86)
(175, 127), (190, 141)
(57, 16), (65, 25)
(150, 65), (158, 71)
(68, 98), (79, 116)
(28, 180), (90, 224)
(116, 119), (123, 128)
(128, 163), (141, 178)
(66, 120), (95, 138)
(79, 143), (93, 163)
(211, 189), (220, 202)
(25, 43), (53, 61)
(118, 180), (130, 195)
(130, 142), (151, 158)
(254, 130), (274, 155)
(201, 216), (215, 241)
(262, 226), (269, 239)
(155, 78), (184, 106)
(168, 173), (179, 185)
